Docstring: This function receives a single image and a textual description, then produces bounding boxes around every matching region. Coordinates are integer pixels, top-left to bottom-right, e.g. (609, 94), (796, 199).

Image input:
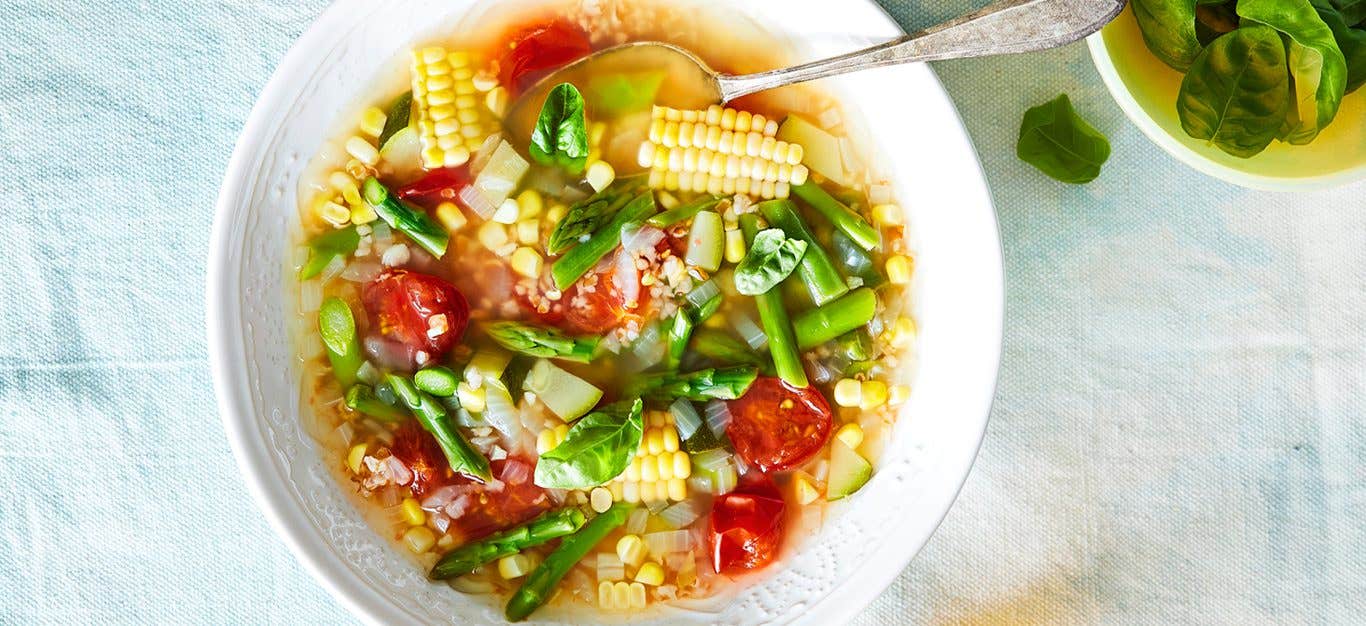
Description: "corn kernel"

(612, 581), (631, 609)
(598, 581), (614, 607)
(793, 474), (820, 505)
(590, 487), (613, 513)
(635, 562), (665, 586)
(554, 423), (569, 440)
(889, 384), (911, 406)
(640, 457), (659, 482)
(860, 380), (888, 409)
(359, 107), (387, 137)
(629, 582), (647, 608)
(657, 454), (673, 480)
(347, 443), (368, 474)
(544, 203), (567, 225)
(586, 161), (616, 192)
(724, 228), (746, 264)
(836, 423), (865, 449)
(511, 189), (544, 219)
(623, 481), (641, 503)
(345, 136), (379, 166)
(399, 497), (427, 526)
(656, 481), (672, 502)
(889, 316), (917, 347)
(499, 553), (532, 579)
(672, 451), (691, 479)
(457, 381), (486, 413)
(662, 427), (680, 453)
(646, 429), (664, 456)
(609, 481), (625, 501)
(510, 247), (543, 278)
(514, 220), (540, 245)
(667, 478), (687, 501)
(834, 378), (862, 408)
(477, 221), (508, 251)
(402, 526), (436, 553)
(625, 457), (642, 481)
(536, 429), (558, 455)
(435, 202), (467, 232)
(886, 255), (913, 284)
(350, 202), (378, 225)
(318, 200), (350, 227)
(491, 198), (520, 224)
(872, 203), (903, 225)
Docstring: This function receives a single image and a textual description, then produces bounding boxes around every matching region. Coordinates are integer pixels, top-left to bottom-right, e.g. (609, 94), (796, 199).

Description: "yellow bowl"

(1088, 5), (1366, 191)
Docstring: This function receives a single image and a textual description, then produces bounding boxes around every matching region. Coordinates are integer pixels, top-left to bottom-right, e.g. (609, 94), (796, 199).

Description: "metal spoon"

(506, 0), (1125, 140)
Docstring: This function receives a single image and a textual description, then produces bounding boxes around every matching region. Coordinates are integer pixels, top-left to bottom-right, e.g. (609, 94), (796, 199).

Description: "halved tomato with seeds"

(709, 472), (786, 575)
(390, 421), (449, 497)
(725, 377), (834, 472)
(362, 270), (470, 361)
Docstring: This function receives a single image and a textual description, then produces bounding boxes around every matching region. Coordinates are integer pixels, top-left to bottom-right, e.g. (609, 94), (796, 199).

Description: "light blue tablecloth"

(2, 1), (1362, 623)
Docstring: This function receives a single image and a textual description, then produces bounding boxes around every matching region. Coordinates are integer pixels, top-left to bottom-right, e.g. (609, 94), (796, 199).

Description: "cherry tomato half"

(499, 20), (592, 95)
(448, 458), (551, 544)
(390, 421), (449, 497)
(394, 166), (471, 208)
(709, 472), (786, 575)
(362, 270), (470, 361)
(725, 377), (834, 473)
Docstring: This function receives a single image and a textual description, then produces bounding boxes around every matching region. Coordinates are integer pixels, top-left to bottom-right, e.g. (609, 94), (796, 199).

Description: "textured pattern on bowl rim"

(207, 1), (1003, 624)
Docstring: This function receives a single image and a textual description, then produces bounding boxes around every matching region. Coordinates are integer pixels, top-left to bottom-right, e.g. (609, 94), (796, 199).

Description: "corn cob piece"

(410, 46), (490, 169)
(609, 411), (691, 504)
(637, 105), (810, 200)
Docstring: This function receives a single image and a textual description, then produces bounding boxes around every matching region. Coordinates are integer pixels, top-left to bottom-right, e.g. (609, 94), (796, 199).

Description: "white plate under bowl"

(206, 0), (1003, 623)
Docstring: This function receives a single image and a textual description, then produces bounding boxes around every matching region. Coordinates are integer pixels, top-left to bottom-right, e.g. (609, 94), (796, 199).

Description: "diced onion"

(458, 184), (497, 219)
(703, 400), (732, 437)
(712, 464), (737, 494)
(479, 382), (521, 438)
(320, 255), (347, 283)
(613, 250), (640, 306)
(597, 552), (625, 582)
(341, 260), (383, 283)
(732, 313), (768, 350)
(658, 500), (703, 529)
(630, 322), (665, 368)
(669, 399), (703, 440)
(621, 224), (666, 257)
(685, 279), (720, 310)
(643, 530), (693, 556)
(625, 507), (649, 535)
(691, 448), (732, 472)
(430, 511), (451, 533)
(470, 133), (504, 175)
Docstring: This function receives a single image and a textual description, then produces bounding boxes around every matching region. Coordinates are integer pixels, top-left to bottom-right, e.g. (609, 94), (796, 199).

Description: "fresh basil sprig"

(484, 321), (600, 363)
(529, 83), (589, 174)
(534, 399), (644, 490)
(1016, 94), (1111, 184)
(734, 228), (808, 296)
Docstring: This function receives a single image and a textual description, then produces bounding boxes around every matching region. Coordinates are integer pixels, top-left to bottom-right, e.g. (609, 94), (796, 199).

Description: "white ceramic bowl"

(1088, 7), (1366, 192)
(207, 0), (1003, 623)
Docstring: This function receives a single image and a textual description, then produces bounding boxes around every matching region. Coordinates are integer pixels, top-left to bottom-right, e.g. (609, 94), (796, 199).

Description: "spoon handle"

(716, 0), (1126, 102)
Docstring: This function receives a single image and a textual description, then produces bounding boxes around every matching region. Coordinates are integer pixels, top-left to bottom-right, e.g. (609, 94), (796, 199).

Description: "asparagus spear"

(792, 180), (880, 252)
(792, 287), (878, 350)
(345, 384), (407, 422)
(689, 328), (764, 367)
(384, 374), (492, 482)
(483, 321), (600, 363)
(831, 229), (886, 289)
(757, 199), (849, 305)
(550, 192), (656, 290)
(646, 194), (723, 228)
(414, 366), (460, 397)
(318, 297), (363, 387)
(633, 366), (759, 401)
(546, 176), (647, 254)
(362, 177), (450, 258)
(740, 215), (808, 387)
(664, 287), (722, 370)
(430, 508), (587, 580)
(505, 503), (633, 621)
(299, 226), (360, 279)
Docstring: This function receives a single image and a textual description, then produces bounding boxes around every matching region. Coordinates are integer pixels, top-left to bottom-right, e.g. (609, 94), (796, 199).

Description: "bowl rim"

(1087, 31), (1366, 193)
(206, 1), (1003, 624)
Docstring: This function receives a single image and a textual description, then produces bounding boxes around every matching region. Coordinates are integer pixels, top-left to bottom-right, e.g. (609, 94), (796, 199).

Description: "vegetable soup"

(291, 0), (917, 620)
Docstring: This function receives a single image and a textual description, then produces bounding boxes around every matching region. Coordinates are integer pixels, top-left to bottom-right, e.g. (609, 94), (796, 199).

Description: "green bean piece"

(505, 503), (633, 621)
(431, 508), (587, 580)
(414, 366), (460, 397)
(362, 177), (450, 258)
(633, 366), (760, 401)
(739, 215), (808, 387)
(300, 226), (360, 279)
(792, 181), (879, 252)
(484, 321), (600, 363)
(345, 384), (407, 422)
(646, 194), (723, 228)
(384, 374), (492, 482)
(378, 91), (413, 147)
(550, 192), (656, 290)
(757, 199), (849, 305)
(792, 288), (878, 350)
(318, 297), (363, 387)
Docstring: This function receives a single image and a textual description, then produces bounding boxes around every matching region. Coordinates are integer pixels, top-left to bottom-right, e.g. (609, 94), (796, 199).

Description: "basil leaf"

(1238, 0), (1349, 145)
(1132, 0), (1205, 70)
(530, 83), (589, 174)
(1177, 26), (1291, 157)
(378, 91), (412, 148)
(734, 229), (808, 296)
(484, 321), (600, 363)
(299, 226), (360, 279)
(1313, 0), (1366, 92)
(534, 399), (644, 489)
(1016, 94), (1112, 184)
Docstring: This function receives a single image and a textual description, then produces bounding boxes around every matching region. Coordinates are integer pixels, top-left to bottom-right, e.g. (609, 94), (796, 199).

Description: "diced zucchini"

(827, 439), (872, 500)
(464, 349), (512, 386)
(377, 126), (424, 184)
(685, 210), (724, 272)
(525, 359), (602, 422)
(777, 115), (849, 187)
